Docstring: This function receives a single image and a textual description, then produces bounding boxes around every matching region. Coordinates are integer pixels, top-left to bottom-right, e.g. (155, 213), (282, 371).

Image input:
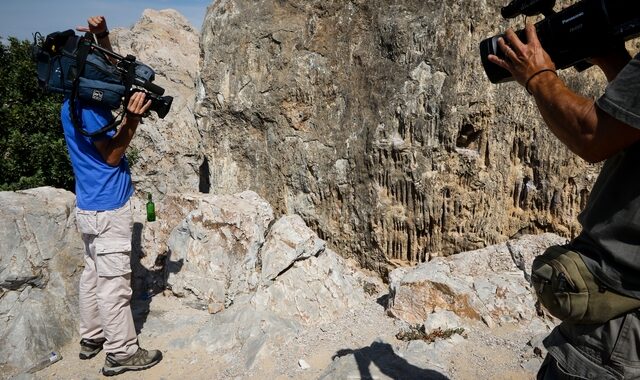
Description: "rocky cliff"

(195, 0), (605, 273)
(105, 2), (612, 275)
(110, 9), (203, 196)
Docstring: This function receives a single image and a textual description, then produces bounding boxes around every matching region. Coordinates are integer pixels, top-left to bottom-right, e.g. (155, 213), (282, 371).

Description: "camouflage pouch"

(531, 245), (640, 324)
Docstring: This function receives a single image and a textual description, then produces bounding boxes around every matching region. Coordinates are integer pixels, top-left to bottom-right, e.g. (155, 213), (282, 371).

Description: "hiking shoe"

(79, 338), (106, 360)
(102, 348), (162, 376)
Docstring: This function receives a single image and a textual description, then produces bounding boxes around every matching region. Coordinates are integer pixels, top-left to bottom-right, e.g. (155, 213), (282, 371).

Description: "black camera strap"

(68, 34), (123, 137)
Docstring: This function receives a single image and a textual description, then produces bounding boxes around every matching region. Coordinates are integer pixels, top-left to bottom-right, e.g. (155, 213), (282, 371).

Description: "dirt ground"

(30, 290), (545, 380)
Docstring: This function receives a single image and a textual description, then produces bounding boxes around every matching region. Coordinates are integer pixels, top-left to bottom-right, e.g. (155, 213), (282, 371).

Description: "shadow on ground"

(333, 341), (449, 380)
(130, 222), (183, 333)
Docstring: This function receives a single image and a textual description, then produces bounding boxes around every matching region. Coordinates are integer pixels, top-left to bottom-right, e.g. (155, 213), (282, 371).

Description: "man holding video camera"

(62, 16), (162, 376)
(488, 22), (640, 379)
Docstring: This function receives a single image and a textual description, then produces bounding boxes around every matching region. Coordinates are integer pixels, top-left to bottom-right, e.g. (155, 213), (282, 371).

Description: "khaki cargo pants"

(76, 202), (138, 360)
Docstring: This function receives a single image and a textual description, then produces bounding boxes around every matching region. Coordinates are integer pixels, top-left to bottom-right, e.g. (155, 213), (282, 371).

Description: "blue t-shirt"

(61, 99), (134, 211)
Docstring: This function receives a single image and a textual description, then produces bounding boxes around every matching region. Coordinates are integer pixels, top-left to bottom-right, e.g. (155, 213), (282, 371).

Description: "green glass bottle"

(146, 193), (156, 222)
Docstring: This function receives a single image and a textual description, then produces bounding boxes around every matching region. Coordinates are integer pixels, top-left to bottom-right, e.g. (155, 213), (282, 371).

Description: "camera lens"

(479, 36), (514, 83)
(150, 96), (173, 119)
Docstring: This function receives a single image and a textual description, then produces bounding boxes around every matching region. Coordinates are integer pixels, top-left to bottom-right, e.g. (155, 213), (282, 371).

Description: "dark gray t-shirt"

(573, 53), (640, 299)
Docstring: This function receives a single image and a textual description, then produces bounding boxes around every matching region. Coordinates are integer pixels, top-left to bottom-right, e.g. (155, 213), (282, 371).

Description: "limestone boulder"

(160, 191), (368, 321)
(387, 233), (566, 326)
(188, 243), (369, 371)
(252, 248), (367, 325)
(192, 304), (302, 370)
(260, 214), (326, 282)
(0, 188), (84, 374)
(165, 191), (275, 309)
(154, 191), (369, 371)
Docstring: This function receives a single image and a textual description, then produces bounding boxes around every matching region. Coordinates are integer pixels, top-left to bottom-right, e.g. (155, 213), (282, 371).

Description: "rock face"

(148, 190), (368, 323)
(196, 0), (605, 272)
(132, 190), (372, 371)
(110, 9), (203, 197)
(99, 3), (610, 276)
(0, 188), (84, 374)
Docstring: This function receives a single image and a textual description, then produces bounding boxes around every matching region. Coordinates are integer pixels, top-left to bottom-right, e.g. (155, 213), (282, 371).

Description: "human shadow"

(130, 222), (184, 334)
(333, 341), (449, 380)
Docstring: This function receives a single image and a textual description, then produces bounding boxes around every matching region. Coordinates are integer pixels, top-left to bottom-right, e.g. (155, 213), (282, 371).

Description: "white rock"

(387, 234), (565, 325)
(298, 359), (311, 370)
(260, 214), (326, 282)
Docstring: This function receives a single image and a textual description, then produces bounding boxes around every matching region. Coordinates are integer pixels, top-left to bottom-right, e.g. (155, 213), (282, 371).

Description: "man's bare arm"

(526, 73), (640, 163)
(488, 24), (640, 163)
(76, 15), (116, 61)
(94, 92), (151, 166)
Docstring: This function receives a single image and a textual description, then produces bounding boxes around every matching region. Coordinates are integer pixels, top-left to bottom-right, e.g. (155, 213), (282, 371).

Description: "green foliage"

(126, 146), (141, 168)
(0, 37), (74, 191)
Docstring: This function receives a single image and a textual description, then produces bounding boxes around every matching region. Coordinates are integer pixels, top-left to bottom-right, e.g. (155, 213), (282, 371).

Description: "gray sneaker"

(102, 348), (162, 376)
(79, 338), (105, 360)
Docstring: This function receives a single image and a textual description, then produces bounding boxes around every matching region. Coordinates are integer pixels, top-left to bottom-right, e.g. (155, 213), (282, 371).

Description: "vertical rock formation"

(196, 0), (604, 272)
(110, 9), (203, 197)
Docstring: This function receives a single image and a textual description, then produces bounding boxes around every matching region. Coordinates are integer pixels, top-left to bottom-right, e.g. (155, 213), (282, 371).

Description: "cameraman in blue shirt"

(62, 16), (162, 376)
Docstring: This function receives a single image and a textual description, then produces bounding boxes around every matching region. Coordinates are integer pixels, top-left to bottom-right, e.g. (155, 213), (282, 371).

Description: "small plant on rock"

(396, 324), (466, 343)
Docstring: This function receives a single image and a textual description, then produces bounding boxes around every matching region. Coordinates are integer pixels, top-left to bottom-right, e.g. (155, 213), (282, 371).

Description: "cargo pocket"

(95, 251), (131, 277)
(75, 209), (99, 236)
(552, 359), (591, 380)
(531, 246), (640, 324)
(609, 311), (640, 371)
(94, 234), (131, 277)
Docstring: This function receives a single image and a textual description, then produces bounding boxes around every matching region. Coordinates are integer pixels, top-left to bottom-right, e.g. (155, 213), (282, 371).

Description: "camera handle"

(91, 44), (165, 95)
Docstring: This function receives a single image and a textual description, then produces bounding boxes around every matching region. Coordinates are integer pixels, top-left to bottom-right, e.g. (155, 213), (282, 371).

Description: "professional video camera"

(32, 29), (173, 136)
(479, 0), (640, 84)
